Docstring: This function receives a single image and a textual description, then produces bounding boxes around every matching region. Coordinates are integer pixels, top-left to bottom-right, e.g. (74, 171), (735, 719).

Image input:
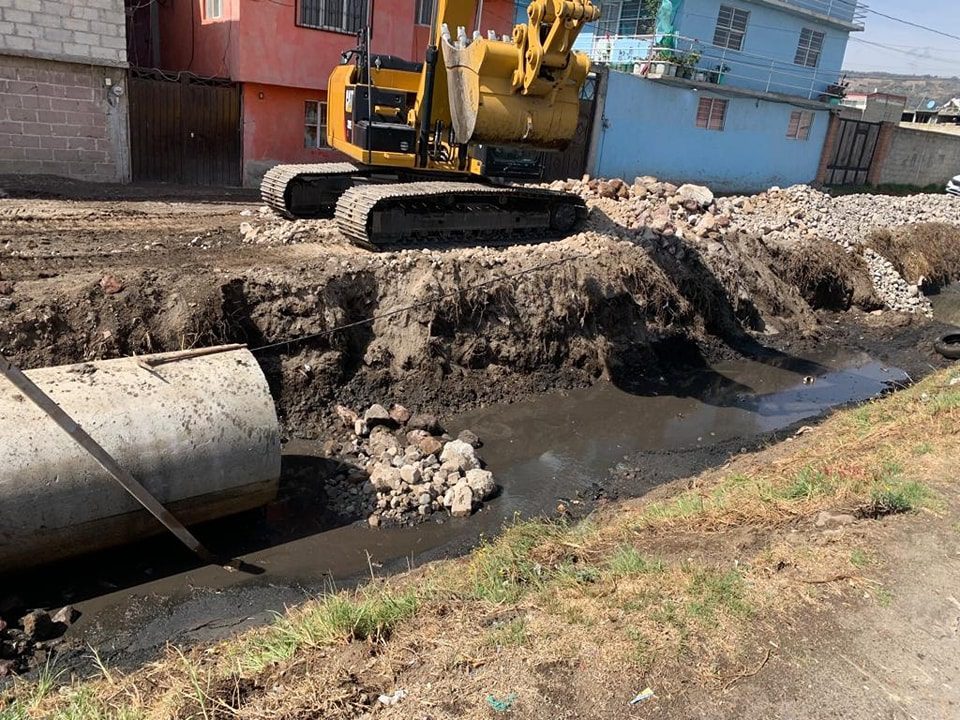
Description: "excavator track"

(260, 162), (362, 219)
(334, 181), (586, 248)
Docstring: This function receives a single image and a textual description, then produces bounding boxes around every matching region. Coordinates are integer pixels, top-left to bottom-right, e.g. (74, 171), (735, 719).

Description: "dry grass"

(867, 223), (960, 288)
(4, 367), (960, 719)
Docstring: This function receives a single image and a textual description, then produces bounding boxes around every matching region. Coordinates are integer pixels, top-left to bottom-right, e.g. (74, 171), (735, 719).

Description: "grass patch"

(865, 481), (928, 517)
(849, 549), (870, 568)
(235, 587), (418, 673)
(484, 618), (529, 649)
(912, 442), (933, 456)
(780, 466), (835, 500)
(686, 569), (752, 624)
(607, 546), (665, 576)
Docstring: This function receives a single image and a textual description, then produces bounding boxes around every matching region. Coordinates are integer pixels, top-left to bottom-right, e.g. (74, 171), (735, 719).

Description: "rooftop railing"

(779, 0), (868, 26)
(582, 33), (848, 101)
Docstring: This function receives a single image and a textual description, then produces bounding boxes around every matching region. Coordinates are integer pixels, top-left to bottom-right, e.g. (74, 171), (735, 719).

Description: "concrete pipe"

(0, 347), (281, 575)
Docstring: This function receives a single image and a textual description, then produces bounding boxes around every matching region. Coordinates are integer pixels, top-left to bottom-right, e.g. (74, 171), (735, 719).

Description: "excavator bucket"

(442, 34), (587, 150)
(441, 0), (597, 150)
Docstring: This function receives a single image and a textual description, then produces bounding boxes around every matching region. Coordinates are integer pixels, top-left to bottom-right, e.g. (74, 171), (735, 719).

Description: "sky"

(842, 0), (960, 77)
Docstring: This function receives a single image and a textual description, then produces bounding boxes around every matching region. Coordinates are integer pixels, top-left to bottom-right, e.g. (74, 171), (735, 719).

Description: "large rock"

(364, 404), (394, 428)
(440, 440), (480, 471)
(335, 404), (358, 428)
(677, 183), (714, 210)
(369, 464), (403, 492)
(418, 436), (444, 457)
(389, 404), (412, 425)
(457, 429), (482, 448)
(449, 483), (474, 517)
(399, 465), (422, 484)
(368, 427), (400, 456)
(465, 468), (496, 500)
(20, 610), (57, 641)
(408, 413), (443, 434)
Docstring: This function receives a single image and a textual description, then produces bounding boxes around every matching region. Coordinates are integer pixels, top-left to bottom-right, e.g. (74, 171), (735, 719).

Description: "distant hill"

(842, 71), (960, 108)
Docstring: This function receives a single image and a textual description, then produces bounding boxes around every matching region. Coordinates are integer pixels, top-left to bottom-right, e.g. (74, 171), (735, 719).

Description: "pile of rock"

(326, 403), (498, 527)
(542, 175), (954, 316)
(0, 606), (78, 677)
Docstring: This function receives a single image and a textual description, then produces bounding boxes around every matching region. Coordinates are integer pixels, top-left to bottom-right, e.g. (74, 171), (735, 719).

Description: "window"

(713, 5), (749, 51)
(595, 0), (656, 37)
(695, 97), (727, 131)
(794, 28), (824, 68)
(786, 110), (814, 140)
(304, 101), (329, 148)
(298, 0), (366, 34)
(205, 0), (221, 19)
(415, 0), (432, 25)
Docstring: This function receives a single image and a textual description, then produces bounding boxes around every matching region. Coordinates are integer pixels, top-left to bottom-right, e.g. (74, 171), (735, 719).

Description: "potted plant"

(676, 50), (701, 80)
(646, 49), (678, 78)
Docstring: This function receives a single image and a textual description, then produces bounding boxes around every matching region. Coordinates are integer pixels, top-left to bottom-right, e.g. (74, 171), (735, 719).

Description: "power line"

(864, 8), (960, 43)
(847, 37), (960, 68)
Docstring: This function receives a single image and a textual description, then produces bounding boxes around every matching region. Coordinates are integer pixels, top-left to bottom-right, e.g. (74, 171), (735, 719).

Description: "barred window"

(695, 97), (727, 131)
(205, 0), (222, 18)
(298, 0), (367, 34)
(713, 5), (749, 51)
(415, 0), (432, 25)
(304, 101), (329, 148)
(794, 28), (825, 68)
(786, 110), (814, 140)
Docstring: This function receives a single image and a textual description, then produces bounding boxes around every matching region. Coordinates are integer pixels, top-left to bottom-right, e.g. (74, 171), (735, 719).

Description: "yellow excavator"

(261, 0), (600, 247)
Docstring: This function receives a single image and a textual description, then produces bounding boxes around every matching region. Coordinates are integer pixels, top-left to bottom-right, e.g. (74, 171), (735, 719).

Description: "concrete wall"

(241, 83), (344, 186)
(0, 0), (126, 67)
(674, 0), (849, 99)
(876, 125), (960, 188)
(0, 55), (130, 181)
(592, 70), (829, 192)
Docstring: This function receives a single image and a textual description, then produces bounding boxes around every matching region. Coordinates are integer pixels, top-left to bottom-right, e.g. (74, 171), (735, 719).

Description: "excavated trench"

(1, 182), (958, 676)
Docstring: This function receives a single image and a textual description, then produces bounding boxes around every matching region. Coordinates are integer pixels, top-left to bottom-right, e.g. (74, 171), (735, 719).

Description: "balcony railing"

(779, 0), (868, 26)
(581, 33), (848, 101)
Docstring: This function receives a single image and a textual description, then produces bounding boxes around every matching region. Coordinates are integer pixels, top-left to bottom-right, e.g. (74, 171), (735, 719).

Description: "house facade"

(0, 0), (130, 182)
(130, 0), (515, 186)
(580, 0), (864, 191)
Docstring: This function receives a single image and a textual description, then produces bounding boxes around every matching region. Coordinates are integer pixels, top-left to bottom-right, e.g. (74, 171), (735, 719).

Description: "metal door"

(541, 73), (598, 182)
(824, 118), (880, 186)
(130, 71), (241, 186)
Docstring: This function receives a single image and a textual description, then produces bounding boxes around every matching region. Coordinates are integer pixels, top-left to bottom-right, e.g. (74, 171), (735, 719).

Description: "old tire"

(934, 332), (960, 360)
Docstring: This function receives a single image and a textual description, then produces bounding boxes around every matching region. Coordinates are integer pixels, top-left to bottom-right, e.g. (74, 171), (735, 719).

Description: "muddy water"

(56, 352), (905, 663)
(930, 283), (960, 327)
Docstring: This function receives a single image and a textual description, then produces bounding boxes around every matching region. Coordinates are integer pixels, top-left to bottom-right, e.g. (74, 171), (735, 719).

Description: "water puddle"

(7, 351), (908, 659)
(929, 282), (960, 327)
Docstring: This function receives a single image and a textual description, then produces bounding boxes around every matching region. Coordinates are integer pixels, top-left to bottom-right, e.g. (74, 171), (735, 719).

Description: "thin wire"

(864, 8), (960, 43)
(250, 253), (589, 354)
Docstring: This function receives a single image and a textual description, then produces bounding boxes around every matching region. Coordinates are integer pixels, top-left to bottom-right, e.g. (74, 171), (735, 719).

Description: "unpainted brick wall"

(0, 0), (126, 66)
(876, 126), (960, 188)
(0, 55), (130, 181)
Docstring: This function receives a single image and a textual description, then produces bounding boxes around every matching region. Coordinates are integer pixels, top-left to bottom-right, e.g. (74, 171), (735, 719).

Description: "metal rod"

(0, 353), (220, 566)
(416, 0), (440, 168)
(137, 343), (246, 368)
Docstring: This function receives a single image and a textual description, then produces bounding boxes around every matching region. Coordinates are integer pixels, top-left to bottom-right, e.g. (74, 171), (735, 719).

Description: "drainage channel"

(3, 351), (906, 667)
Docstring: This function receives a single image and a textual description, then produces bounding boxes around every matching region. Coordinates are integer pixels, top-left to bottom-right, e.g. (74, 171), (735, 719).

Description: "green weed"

(781, 466), (835, 500)
(686, 569), (751, 623)
(867, 481), (928, 516)
(607, 546), (665, 576)
(849, 549), (870, 568)
(484, 618), (529, 648)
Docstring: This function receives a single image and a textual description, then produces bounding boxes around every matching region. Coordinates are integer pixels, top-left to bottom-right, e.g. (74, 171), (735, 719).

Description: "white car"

(948, 175), (960, 196)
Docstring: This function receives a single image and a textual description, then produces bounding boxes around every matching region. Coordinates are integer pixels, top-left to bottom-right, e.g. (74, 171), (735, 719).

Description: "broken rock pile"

(0, 606), (78, 677)
(325, 404), (497, 527)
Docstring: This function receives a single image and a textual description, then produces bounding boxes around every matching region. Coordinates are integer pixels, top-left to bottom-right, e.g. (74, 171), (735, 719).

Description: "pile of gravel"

(324, 403), (497, 527)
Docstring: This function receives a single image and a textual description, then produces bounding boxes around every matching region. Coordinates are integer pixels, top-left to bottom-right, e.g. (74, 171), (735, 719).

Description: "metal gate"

(824, 118), (880, 186)
(129, 70), (241, 186)
(541, 73), (599, 181)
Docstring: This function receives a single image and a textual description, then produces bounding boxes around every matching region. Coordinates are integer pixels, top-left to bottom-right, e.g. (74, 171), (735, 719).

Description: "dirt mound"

(866, 223), (960, 289)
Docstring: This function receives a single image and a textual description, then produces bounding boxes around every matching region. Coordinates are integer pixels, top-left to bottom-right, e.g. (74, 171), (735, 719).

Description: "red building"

(126, 0), (515, 186)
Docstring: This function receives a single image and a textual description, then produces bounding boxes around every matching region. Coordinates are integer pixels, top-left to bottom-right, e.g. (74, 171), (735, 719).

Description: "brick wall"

(876, 125), (960, 188)
(0, 55), (130, 181)
(0, 0), (126, 67)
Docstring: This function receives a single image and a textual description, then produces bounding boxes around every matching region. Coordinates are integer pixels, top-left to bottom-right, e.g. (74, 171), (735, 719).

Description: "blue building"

(565, 0), (865, 191)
